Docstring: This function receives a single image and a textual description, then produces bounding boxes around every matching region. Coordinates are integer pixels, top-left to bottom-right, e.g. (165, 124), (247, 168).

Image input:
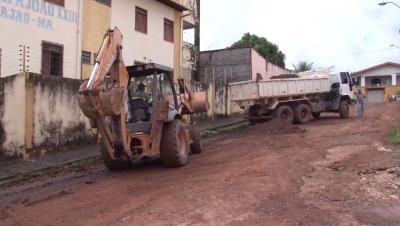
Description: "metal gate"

(367, 89), (385, 103)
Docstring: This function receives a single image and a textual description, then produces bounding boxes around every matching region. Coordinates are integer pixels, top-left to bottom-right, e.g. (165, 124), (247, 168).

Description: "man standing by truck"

(355, 89), (366, 119)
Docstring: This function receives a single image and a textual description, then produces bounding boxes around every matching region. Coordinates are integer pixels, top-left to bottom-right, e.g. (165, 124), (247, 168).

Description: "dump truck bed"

(230, 77), (330, 101)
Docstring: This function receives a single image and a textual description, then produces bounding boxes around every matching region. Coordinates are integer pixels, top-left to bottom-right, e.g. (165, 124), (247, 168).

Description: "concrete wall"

(182, 41), (196, 81)
(200, 48), (289, 83)
(199, 48), (252, 83)
(0, 74), (26, 157)
(0, 0), (82, 79)
(266, 61), (290, 78)
(191, 81), (245, 119)
(111, 0), (175, 68)
(251, 49), (267, 80)
(0, 73), (93, 159)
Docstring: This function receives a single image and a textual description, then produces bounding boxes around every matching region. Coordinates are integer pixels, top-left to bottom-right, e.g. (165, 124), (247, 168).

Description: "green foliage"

(293, 61), (314, 73)
(231, 33), (286, 68)
(389, 128), (400, 146)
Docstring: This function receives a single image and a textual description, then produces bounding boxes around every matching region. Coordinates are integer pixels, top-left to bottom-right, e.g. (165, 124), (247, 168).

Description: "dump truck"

(229, 70), (356, 125)
(78, 27), (208, 170)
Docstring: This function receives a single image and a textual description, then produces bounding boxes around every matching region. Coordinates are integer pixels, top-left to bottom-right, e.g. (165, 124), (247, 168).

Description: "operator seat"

(127, 98), (152, 133)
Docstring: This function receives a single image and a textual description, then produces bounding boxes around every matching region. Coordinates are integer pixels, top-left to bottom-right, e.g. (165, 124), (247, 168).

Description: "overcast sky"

(198, 0), (400, 72)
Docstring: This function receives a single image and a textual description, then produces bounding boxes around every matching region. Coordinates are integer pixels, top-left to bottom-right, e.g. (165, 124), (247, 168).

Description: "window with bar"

(164, 18), (174, 43)
(44, 0), (65, 7)
(135, 6), (148, 34)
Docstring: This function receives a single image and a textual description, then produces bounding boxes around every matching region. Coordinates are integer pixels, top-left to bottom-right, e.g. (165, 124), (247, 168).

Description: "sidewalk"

(0, 117), (248, 184)
(0, 144), (99, 183)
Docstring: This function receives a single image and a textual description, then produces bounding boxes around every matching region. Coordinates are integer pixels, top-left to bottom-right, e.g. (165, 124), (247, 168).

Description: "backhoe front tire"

(160, 120), (189, 168)
(99, 139), (132, 171)
(189, 126), (202, 154)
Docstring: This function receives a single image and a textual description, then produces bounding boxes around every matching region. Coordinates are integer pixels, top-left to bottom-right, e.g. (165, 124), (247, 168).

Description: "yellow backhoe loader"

(78, 27), (208, 170)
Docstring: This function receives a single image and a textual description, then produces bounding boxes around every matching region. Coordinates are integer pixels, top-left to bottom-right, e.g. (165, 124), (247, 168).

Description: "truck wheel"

(294, 104), (312, 124)
(160, 119), (189, 168)
(189, 126), (202, 154)
(274, 105), (294, 124)
(248, 105), (259, 125)
(312, 112), (321, 119)
(99, 139), (132, 171)
(339, 100), (349, 119)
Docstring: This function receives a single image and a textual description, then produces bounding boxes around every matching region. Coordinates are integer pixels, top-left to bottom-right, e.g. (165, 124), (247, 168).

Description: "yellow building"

(352, 62), (400, 102)
(81, 0), (199, 82)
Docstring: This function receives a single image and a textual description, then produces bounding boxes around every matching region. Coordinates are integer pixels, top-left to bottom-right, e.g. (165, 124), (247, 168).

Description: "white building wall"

(356, 65), (400, 78)
(0, 0), (82, 79)
(355, 65), (400, 87)
(111, 0), (175, 67)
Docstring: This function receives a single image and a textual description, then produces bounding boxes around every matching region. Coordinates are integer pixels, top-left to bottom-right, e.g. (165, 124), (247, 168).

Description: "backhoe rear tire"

(294, 104), (312, 124)
(160, 119), (189, 168)
(339, 100), (350, 119)
(189, 126), (202, 154)
(99, 139), (132, 171)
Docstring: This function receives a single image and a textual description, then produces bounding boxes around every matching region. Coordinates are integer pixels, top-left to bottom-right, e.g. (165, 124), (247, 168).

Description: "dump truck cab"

(328, 72), (355, 102)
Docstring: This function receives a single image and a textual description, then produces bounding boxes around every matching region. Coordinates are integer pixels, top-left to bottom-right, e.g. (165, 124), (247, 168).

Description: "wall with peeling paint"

(0, 74), (26, 157)
(31, 74), (93, 150)
(191, 81), (244, 119)
(0, 73), (94, 159)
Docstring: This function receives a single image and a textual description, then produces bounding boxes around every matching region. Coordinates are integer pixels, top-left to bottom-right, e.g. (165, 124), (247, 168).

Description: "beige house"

(81, 0), (199, 82)
(352, 62), (400, 102)
(0, 0), (82, 79)
(0, 0), (199, 81)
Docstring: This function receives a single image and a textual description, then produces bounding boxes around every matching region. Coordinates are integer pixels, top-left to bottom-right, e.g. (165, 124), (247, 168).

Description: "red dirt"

(1, 103), (400, 225)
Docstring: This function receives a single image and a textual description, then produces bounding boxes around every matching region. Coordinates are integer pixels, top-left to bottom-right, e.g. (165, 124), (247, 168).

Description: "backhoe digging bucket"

(78, 82), (125, 119)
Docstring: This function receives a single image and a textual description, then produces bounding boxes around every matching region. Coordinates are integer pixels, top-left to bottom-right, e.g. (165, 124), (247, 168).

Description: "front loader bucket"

(181, 91), (209, 115)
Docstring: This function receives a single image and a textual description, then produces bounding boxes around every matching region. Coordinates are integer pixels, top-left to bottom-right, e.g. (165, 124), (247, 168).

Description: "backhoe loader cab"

(125, 63), (180, 129)
(78, 28), (208, 171)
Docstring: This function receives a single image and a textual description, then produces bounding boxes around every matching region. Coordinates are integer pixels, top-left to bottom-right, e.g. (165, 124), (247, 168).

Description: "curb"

(0, 154), (100, 186)
(202, 119), (248, 132)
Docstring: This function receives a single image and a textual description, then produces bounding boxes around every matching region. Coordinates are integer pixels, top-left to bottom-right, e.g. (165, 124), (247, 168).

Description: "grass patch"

(389, 128), (400, 146)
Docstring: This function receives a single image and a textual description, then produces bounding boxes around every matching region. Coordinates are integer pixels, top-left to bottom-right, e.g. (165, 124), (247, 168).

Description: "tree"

(231, 33), (286, 68)
(293, 61), (313, 73)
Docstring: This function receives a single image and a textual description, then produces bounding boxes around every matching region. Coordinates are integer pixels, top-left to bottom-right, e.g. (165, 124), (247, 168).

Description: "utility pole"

(194, 0), (200, 81)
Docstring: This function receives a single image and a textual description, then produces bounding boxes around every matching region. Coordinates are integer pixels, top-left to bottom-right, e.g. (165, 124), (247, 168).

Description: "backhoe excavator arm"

(78, 27), (131, 160)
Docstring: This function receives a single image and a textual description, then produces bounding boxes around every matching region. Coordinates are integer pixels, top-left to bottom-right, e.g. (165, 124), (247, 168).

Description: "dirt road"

(1, 103), (400, 226)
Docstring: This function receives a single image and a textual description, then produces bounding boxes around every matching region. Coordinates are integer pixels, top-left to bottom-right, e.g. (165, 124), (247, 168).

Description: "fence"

(0, 72), (95, 159)
(191, 65), (247, 120)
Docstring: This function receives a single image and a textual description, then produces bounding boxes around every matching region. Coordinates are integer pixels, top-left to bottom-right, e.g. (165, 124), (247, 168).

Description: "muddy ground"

(1, 103), (400, 226)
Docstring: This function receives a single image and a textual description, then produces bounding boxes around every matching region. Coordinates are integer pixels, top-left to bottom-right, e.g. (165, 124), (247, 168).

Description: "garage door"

(367, 89), (385, 103)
